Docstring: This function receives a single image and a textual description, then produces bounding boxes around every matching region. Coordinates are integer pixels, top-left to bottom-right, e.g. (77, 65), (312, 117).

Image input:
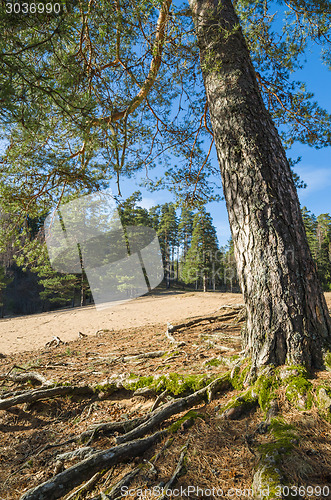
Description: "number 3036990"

(5, 3), (63, 14)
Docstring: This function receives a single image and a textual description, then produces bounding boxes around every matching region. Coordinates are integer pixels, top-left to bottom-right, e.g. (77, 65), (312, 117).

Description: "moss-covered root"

(252, 459), (284, 500)
(252, 418), (299, 500)
(219, 388), (258, 420)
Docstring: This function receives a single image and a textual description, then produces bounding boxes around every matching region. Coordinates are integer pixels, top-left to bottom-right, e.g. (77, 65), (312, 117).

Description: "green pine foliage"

(302, 207), (331, 291)
(180, 208), (220, 291)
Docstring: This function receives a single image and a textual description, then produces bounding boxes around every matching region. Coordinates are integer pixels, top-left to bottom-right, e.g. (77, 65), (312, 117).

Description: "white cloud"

(140, 197), (157, 210)
(298, 166), (331, 199)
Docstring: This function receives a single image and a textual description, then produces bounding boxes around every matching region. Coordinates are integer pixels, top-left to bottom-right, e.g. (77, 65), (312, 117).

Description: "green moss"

(255, 418), (299, 499)
(221, 387), (257, 416)
(254, 463), (291, 500)
(125, 373), (216, 397)
(231, 360), (251, 391)
(285, 376), (313, 410)
(324, 351), (331, 371)
(125, 375), (155, 391)
(264, 418), (299, 452)
(205, 358), (223, 367)
(316, 385), (331, 422)
(93, 382), (118, 395)
(278, 365), (310, 382)
(254, 369), (279, 413)
(168, 410), (205, 433)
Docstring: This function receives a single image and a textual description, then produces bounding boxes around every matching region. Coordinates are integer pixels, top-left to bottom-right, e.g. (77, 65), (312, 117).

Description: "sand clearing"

(0, 291), (244, 355)
(1, 291), (330, 356)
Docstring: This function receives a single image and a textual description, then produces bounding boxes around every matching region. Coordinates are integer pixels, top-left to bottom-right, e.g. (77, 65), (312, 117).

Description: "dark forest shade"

(189, 0), (331, 370)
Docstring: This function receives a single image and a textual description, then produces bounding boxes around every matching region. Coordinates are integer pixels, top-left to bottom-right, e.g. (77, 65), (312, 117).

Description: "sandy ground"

(1, 290), (330, 356)
(0, 291), (244, 355)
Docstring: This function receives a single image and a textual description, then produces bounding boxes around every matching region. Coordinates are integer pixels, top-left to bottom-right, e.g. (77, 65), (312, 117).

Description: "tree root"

(11, 359), (327, 500)
(64, 470), (107, 500)
(0, 367), (52, 387)
(166, 308), (245, 335)
(116, 374), (230, 444)
(78, 415), (151, 444)
(19, 374), (229, 500)
(156, 442), (188, 500)
(21, 429), (168, 500)
(56, 447), (98, 462)
(122, 350), (167, 362)
(45, 336), (67, 347)
(102, 466), (141, 499)
(0, 384), (95, 410)
(219, 388), (258, 420)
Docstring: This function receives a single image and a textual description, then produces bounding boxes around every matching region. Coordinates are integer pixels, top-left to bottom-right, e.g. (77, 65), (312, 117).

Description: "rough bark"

(189, 0), (331, 370)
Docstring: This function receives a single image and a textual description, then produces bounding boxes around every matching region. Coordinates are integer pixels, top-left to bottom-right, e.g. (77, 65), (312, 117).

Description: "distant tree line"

(0, 192), (240, 316)
(2, 196), (328, 317)
(301, 207), (331, 291)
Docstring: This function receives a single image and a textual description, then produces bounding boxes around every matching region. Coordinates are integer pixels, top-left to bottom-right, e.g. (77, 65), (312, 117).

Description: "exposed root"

(167, 307), (246, 334)
(116, 374), (230, 444)
(78, 415), (151, 444)
(21, 430), (167, 500)
(122, 350), (167, 362)
(0, 384), (95, 410)
(219, 388), (258, 420)
(102, 466), (140, 499)
(45, 336), (67, 347)
(56, 446), (98, 462)
(156, 442), (188, 500)
(65, 470), (106, 500)
(4, 350), (330, 500)
(151, 390), (169, 412)
(0, 367), (52, 387)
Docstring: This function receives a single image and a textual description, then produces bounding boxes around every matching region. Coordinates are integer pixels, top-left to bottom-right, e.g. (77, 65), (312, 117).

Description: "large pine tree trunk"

(189, 0), (331, 370)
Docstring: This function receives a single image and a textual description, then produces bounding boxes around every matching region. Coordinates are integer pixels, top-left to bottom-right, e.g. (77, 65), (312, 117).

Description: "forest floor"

(1, 292), (331, 499)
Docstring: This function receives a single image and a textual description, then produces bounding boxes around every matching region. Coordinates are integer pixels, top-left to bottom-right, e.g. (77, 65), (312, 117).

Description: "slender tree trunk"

(203, 273), (207, 292)
(80, 273), (86, 307)
(189, 0), (331, 370)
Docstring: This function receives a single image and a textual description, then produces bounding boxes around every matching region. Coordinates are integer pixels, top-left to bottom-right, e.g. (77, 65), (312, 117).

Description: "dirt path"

(0, 291), (245, 355)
